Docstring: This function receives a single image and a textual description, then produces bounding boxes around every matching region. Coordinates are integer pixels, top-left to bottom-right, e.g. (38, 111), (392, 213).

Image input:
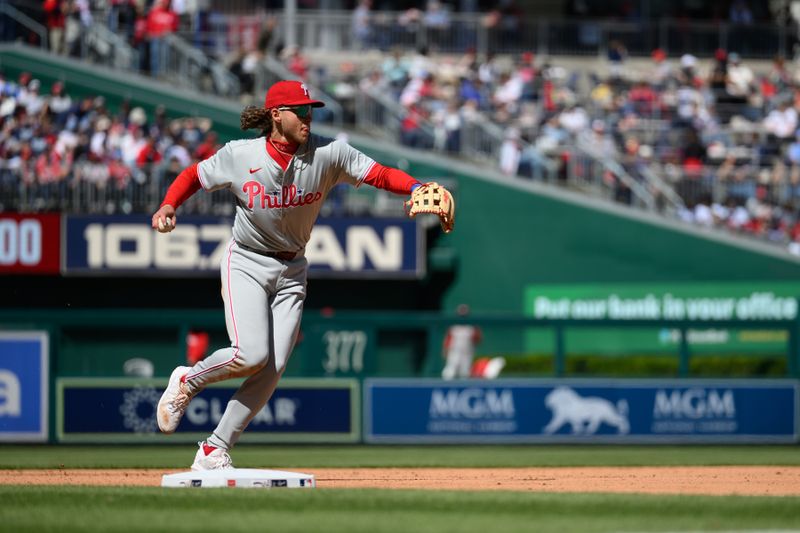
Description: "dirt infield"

(1, 466), (799, 495)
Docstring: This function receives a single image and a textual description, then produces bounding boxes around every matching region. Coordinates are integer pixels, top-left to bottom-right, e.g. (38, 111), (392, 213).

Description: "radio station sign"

(364, 379), (798, 444)
(0, 213), (60, 274)
(64, 215), (422, 278)
(56, 378), (359, 443)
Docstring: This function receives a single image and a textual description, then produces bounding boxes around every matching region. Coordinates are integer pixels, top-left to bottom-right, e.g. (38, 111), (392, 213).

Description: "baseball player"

(441, 304), (482, 380)
(152, 80), (426, 470)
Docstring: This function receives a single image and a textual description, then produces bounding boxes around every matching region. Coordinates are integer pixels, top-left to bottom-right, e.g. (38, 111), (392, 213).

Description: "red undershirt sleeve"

(161, 163), (202, 208)
(363, 163), (421, 195)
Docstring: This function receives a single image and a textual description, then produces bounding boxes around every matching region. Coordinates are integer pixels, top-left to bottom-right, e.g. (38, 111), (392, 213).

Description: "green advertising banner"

(523, 282), (800, 355)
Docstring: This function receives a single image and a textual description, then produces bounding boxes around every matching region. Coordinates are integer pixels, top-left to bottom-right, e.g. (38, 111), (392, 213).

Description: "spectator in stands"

(784, 131), (800, 185)
(499, 127), (521, 176)
(431, 99), (461, 153)
(535, 115), (569, 154)
(627, 79), (659, 117)
(767, 55), (792, 94)
(171, 0), (188, 30)
(352, 0), (372, 50)
(46, 81), (72, 128)
(132, 4), (149, 73)
(693, 193), (715, 227)
(107, 0), (136, 38)
(725, 53), (750, 93)
(492, 70), (523, 111)
(649, 48), (672, 90)
(675, 75), (706, 128)
(88, 115), (110, 160)
(578, 119), (617, 159)
(64, 0), (92, 57)
(482, 0), (522, 50)
(381, 48), (409, 99)
(677, 54), (701, 87)
(477, 51), (498, 87)
(588, 76), (614, 111)
(729, 0), (754, 24)
(607, 39), (627, 80)
(517, 51), (539, 101)
(681, 128), (707, 177)
(164, 136), (191, 167)
(763, 98), (798, 142)
(400, 71), (434, 108)
(43, 0), (66, 55)
(399, 103), (429, 148)
(20, 79), (45, 117)
(558, 100), (589, 136)
(285, 45), (309, 80)
(424, 0), (450, 48)
(193, 130), (219, 161)
(256, 15), (279, 57)
(228, 45), (261, 98)
(458, 73), (487, 110)
(34, 137), (72, 208)
(405, 45), (433, 83)
(146, 0), (178, 77)
(187, 0), (212, 50)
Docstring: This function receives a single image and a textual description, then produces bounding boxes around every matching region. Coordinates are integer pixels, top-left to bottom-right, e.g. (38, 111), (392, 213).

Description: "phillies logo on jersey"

(243, 181), (322, 209)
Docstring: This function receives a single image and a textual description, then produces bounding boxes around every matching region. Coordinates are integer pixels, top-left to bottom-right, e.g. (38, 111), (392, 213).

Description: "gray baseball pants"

(182, 240), (307, 450)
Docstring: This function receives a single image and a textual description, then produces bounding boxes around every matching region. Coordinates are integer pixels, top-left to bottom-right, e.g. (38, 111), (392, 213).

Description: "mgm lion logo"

(543, 386), (629, 435)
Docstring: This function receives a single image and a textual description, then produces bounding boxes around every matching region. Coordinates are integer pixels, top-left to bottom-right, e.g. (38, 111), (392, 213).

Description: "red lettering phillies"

(243, 181), (322, 209)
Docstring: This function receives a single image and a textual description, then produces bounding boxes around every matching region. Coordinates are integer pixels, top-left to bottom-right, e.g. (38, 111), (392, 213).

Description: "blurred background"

(1, 0), (799, 445)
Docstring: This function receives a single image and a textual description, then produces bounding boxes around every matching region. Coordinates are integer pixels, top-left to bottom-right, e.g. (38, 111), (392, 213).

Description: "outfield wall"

(2, 332), (797, 445)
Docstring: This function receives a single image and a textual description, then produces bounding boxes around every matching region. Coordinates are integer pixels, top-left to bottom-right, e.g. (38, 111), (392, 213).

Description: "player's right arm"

(152, 163), (202, 233)
(152, 142), (235, 233)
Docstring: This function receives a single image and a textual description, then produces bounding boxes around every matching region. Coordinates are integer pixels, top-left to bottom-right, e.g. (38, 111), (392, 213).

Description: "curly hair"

(240, 105), (273, 136)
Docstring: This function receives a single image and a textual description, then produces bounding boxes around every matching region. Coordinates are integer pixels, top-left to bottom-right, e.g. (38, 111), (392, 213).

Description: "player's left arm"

(362, 164), (421, 195)
(331, 139), (453, 231)
(332, 139), (421, 195)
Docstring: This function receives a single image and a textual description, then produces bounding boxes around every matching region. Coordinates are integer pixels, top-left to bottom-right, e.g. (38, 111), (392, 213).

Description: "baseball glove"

(404, 182), (455, 233)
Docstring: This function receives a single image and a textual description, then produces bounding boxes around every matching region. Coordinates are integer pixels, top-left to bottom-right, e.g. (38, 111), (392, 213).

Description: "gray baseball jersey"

(182, 134), (377, 450)
(197, 134), (376, 253)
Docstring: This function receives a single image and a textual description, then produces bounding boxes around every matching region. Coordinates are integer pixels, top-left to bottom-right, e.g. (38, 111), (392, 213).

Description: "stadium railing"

(82, 21), (139, 72)
(0, 2), (47, 50)
(160, 33), (241, 99)
(176, 10), (796, 60)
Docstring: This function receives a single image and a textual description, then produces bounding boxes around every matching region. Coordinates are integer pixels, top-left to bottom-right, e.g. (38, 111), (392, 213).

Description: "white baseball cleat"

(191, 441), (234, 471)
(157, 366), (192, 434)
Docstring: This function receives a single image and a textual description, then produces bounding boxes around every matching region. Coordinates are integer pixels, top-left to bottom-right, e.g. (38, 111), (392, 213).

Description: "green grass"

(1, 486), (799, 533)
(2, 445), (799, 532)
(1, 444), (799, 469)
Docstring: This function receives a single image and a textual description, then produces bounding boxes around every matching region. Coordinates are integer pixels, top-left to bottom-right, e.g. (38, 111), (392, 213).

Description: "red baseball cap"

(264, 80), (325, 109)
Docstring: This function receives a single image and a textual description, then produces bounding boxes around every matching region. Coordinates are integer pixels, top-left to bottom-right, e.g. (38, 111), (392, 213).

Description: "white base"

(161, 468), (316, 489)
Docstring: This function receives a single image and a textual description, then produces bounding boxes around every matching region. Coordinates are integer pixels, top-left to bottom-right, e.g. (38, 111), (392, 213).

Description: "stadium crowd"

(294, 43), (800, 254)
(5, 0), (800, 252)
(0, 71), (221, 214)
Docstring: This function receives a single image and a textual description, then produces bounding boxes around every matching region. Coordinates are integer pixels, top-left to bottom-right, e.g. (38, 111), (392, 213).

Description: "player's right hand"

(152, 205), (177, 233)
